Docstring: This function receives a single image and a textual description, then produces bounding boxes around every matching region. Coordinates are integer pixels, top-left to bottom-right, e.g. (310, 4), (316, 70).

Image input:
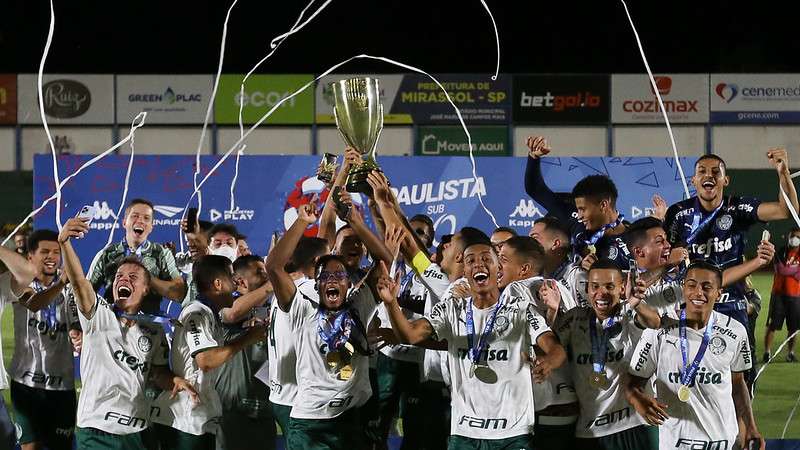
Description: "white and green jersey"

(644, 278), (683, 319)
(10, 280), (78, 391)
(289, 285), (378, 420)
(552, 262), (589, 308)
(425, 291), (550, 440)
(629, 311), (752, 450)
(258, 277), (313, 407)
(76, 294), (169, 435)
(152, 301), (223, 436)
(554, 307), (647, 438)
(0, 272), (29, 391)
(376, 265), (424, 363)
(505, 278), (577, 411)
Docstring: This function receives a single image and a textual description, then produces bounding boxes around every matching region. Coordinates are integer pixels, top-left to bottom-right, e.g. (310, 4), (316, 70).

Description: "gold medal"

(589, 371), (610, 390)
(587, 245), (596, 255)
(326, 342), (355, 380)
(677, 384), (691, 402)
(337, 364), (353, 381)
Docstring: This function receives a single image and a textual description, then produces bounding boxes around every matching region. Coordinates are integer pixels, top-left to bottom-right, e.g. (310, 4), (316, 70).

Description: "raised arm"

(524, 136), (576, 223)
(338, 189), (393, 266)
(22, 276), (68, 312)
(58, 218), (97, 317)
(148, 276), (186, 302)
(722, 239), (774, 287)
(628, 276), (662, 329)
(194, 325), (266, 372)
(367, 171), (428, 263)
(0, 244), (36, 294)
(757, 148), (799, 222)
(266, 203), (319, 312)
(318, 148), (359, 248)
(219, 281), (273, 324)
(375, 261), (434, 345)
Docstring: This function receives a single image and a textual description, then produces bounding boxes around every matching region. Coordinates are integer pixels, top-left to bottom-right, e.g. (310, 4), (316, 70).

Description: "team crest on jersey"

(494, 315), (510, 334)
(607, 246), (618, 261)
(137, 335), (153, 353)
(709, 335), (727, 355)
(716, 214), (733, 231)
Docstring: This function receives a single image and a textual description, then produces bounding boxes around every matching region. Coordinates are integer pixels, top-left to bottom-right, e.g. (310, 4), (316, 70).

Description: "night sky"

(5, 0), (800, 75)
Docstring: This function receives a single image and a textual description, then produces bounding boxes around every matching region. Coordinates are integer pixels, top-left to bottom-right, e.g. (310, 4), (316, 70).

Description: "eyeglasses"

(317, 271), (348, 283)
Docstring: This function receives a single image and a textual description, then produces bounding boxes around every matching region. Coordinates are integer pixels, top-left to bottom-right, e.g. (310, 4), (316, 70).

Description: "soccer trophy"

(331, 77), (384, 194)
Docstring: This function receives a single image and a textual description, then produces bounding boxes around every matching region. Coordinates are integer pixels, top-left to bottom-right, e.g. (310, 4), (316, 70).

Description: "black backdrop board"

(512, 74), (610, 124)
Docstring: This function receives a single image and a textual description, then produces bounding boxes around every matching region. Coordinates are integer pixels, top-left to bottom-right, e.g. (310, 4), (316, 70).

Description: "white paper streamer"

(782, 390), (800, 439)
(619, 0), (690, 199)
(106, 116), (140, 246)
(2, 112), (148, 246)
(229, 0), (333, 211)
(38, 0), (62, 229)
(751, 329), (799, 399)
(478, 0), (500, 81)
(182, 54), (500, 228)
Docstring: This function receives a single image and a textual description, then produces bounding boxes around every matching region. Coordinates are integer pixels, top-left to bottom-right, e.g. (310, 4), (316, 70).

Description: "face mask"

(211, 245), (238, 263)
(789, 237), (800, 248)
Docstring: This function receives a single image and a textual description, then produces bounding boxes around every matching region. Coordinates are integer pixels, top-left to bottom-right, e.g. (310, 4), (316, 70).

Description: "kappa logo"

(510, 199), (544, 219)
(715, 83), (739, 103)
(90, 201), (117, 220)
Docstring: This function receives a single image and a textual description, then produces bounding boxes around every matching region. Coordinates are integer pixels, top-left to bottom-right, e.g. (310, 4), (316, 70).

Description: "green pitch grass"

(0, 272), (797, 438)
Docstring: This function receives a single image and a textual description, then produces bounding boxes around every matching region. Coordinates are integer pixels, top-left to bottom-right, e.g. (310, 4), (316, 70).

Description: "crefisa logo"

(715, 83), (738, 103)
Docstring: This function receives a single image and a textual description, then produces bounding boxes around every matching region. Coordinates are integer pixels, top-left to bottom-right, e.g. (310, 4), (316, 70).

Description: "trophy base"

(345, 161), (382, 195)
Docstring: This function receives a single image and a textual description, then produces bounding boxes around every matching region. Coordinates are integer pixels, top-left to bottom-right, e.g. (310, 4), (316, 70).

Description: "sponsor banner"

(215, 74), (314, 125)
(317, 74), (510, 124)
(416, 126), (509, 156)
(611, 74), (709, 123)
(17, 74), (114, 124)
(34, 154), (695, 269)
(0, 75), (17, 124)
(512, 75), (609, 124)
(315, 74), (409, 124)
(116, 75), (212, 124)
(711, 74), (800, 123)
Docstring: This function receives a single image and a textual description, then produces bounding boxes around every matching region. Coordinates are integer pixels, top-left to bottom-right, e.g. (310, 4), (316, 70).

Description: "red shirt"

(773, 247), (800, 297)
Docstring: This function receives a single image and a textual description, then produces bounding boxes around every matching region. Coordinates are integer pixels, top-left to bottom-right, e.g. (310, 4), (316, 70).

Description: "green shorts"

(404, 380), (450, 450)
(10, 381), (76, 450)
(219, 408), (276, 450)
(271, 403), (292, 436)
(448, 434), (535, 450)
(75, 427), (148, 450)
(286, 408), (364, 450)
(153, 423), (215, 450)
(374, 353), (422, 443)
(577, 425), (659, 450)
(533, 421), (575, 450)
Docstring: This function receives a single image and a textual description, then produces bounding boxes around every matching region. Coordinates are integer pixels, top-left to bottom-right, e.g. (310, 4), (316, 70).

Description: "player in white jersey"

(151, 254), (267, 449)
(626, 261), (765, 450)
(58, 217), (197, 450)
(257, 236), (330, 433)
(379, 234), (567, 450)
(2, 230), (78, 450)
(0, 231), (37, 450)
(554, 258), (662, 450)
(266, 203), (388, 450)
(497, 235), (580, 450)
(529, 216), (589, 308)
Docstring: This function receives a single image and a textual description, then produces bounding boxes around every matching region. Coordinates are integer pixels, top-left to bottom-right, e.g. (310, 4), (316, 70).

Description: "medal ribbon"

(589, 314), (617, 374)
(575, 214), (625, 247)
(113, 306), (180, 326)
(679, 308), (716, 388)
(317, 308), (354, 355)
(465, 296), (504, 365)
(685, 198), (724, 245)
(32, 278), (60, 332)
(123, 239), (150, 260)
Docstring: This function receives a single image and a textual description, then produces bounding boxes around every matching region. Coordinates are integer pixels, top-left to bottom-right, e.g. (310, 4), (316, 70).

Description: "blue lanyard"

(679, 309), (716, 387)
(589, 314), (617, 374)
(548, 260), (570, 280)
(685, 198), (724, 245)
(32, 279), (59, 330)
(113, 306), (178, 326)
(577, 214), (625, 247)
(465, 296), (503, 364)
(123, 240), (149, 260)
